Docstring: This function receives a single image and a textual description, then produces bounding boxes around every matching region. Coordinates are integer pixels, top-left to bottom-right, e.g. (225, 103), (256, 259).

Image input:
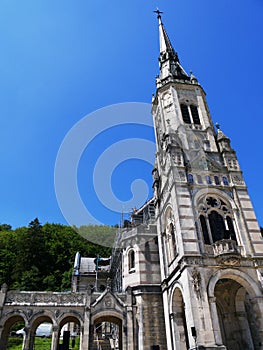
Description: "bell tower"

(152, 11), (263, 350)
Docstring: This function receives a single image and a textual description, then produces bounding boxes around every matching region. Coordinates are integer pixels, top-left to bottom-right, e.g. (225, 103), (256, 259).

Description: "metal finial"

(154, 8), (163, 20)
(215, 122), (220, 130)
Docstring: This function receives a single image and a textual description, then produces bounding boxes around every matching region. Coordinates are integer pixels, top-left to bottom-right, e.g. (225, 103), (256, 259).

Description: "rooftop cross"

(154, 8), (163, 20)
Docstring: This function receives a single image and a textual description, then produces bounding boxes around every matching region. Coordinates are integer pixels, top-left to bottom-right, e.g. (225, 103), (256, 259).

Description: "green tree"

(0, 229), (17, 286)
(0, 224), (12, 231)
(0, 220), (114, 291)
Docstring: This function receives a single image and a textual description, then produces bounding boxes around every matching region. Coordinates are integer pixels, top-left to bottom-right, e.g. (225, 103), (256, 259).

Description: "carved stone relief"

(104, 297), (113, 308)
(232, 174), (244, 185)
(162, 92), (174, 113)
(191, 268), (202, 299)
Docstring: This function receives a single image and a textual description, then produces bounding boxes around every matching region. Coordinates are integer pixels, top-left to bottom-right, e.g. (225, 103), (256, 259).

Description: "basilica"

(0, 13), (263, 350)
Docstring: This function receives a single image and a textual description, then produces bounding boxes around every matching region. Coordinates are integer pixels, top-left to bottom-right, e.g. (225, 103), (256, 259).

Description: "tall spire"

(154, 10), (190, 85)
(155, 9), (178, 62)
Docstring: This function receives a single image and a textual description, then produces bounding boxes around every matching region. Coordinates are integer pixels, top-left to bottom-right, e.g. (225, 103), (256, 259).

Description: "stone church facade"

(0, 13), (263, 350)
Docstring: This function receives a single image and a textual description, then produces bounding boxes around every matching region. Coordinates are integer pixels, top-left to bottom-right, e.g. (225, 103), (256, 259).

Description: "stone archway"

(58, 314), (82, 350)
(0, 313), (27, 350)
(171, 288), (189, 350)
(92, 315), (122, 350)
(208, 270), (263, 350)
(29, 314), (54, 350)
(215, 278), (261, 350)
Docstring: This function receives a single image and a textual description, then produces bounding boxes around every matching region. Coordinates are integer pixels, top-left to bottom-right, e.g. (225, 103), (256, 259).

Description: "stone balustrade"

(212, 239), (241, 256)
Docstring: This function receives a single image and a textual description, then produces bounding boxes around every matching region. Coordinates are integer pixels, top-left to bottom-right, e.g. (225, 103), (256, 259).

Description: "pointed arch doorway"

(92, 316), (122, 350)
(171, 288), (189, 350)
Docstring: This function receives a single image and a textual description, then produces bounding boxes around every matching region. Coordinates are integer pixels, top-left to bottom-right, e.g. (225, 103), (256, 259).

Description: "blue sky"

(0, 0), (262, 228)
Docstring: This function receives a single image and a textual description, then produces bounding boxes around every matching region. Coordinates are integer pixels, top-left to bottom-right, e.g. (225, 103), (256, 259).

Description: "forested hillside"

(0, 220), (262, 292)
(0, 219), (115, 291)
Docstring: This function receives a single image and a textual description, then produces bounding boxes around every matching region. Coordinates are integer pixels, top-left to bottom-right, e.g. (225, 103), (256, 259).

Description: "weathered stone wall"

(135, 291), (167, 350)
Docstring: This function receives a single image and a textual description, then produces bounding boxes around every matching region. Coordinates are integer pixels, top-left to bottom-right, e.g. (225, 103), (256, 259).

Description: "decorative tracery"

(198, 195), (237, 245)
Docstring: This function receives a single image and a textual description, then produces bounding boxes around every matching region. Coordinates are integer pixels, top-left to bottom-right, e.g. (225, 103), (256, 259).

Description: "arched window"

(128, 249), (135, 272)
(187, 174), (194, 184)
(208, 210), (226, 242)
(180, 104), (191, 124)
(180, 103), (201, 125)
(190, 105), (200, 124)
(206, 176), (212, 185)
(214, 176), (220, 185)
(198, 195), (237, 245)
(222, 176), (229, 186)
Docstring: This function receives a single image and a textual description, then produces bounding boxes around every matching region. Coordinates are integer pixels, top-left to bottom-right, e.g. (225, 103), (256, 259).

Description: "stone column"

(88, 323), (94, 350)
(126, 306), (134, 349)
(235, 311), (254, 349)
(51, 326), (59, 350)
(162, 288), (173, 350)
(78, 326), (84, 350)
(126, 287), (134, 349)
(209, 297), (223, 345)
(169, 313), (176, 349)
(251, 296), (263, 348)
(188, 279), (222, 348)
(0, 325), (8, 350)
(22, 327), (34, 350)
(81, 289), (91, 350)
(137, 296), (144, 350)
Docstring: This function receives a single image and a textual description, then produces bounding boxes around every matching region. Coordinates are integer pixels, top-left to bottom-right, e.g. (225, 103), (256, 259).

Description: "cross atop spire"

(155, 10), (190, 85)
(154, 8), (163, 21)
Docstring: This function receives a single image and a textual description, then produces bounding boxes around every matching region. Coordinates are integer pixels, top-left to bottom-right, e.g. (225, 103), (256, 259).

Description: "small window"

(214, 176), (220, 185)
(180, 104), (191, 124)
(190, 105), (200, 124)
(222, 176), (229, 186)
(197, 175), (203, 184)
(128, 249), (135, 272)
(188, 174), (194, 184)
(206, 176), (212, 185)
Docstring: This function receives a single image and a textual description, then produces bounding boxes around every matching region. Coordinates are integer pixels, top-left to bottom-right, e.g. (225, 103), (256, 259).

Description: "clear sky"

(0, 0), (262, 228)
